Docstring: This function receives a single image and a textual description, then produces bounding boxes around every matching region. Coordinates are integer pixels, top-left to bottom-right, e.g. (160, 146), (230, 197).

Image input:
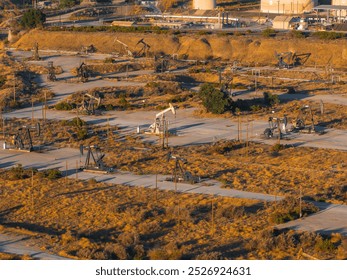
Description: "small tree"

(263, 92), (280, 106)
(198, 83), (231, 114)
(20, 9), (46, 29)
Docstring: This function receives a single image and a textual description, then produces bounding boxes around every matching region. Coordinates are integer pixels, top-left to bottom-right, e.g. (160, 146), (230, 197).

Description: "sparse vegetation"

(262, 28), (276, 37)
(0, 167), (343, 260)
(312, 31), (344, 40)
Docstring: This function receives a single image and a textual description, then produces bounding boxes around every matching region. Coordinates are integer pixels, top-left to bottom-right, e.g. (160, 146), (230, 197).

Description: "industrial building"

(260, 0), (318, 14)
(193, 0), (216, 10)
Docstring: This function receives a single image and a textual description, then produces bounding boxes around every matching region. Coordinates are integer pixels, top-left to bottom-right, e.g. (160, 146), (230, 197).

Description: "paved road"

(0, 233), (69, 260)
(276, 203), (347, 236)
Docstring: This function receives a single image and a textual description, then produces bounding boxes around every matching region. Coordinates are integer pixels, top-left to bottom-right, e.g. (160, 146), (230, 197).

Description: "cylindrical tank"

(261, 0), (318, 14)
(193, 0), (216, 10)
(332, 0), (347, 16)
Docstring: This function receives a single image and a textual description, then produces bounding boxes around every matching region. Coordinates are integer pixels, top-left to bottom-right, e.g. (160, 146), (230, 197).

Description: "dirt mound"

(13, 30), (347, 67)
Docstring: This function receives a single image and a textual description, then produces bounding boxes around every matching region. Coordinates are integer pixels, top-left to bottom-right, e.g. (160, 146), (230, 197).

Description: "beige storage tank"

(193, 0), (216, 10)
(261, 0), (318, 14)
(332, 0), (347, 16)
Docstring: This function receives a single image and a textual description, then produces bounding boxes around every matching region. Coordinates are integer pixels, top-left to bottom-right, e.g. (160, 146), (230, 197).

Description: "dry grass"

(0, 252), (33, 260)
(0, 168), (344, 260)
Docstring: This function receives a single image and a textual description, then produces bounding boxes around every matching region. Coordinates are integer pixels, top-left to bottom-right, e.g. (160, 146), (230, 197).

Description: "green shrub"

(312, 31), (344, 40)
(42, 169), (62, 179)
(289, 30), (305, 38)
(55, 102), (74, 111)
(315, 237), (335, 253)
(20, 9), (46, 29)
(197, 30), (210, 36)
(77, 129), (88, 140)
(70, 117), (86, 128)
(198, 83), (231, 114)
(8, 164), (26, 180)
(262, 28), (276, 37)
(263, 92), (280, 106)
(0, 76), (6, 87)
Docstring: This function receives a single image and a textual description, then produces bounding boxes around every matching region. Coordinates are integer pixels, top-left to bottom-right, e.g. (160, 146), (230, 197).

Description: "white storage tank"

(193, 0), (216, 10)
(332, 0), (347, 16)
(261, 0), (318, 14)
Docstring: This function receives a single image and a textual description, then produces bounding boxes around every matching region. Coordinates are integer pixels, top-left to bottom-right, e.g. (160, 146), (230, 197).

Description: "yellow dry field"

(103, 140), (347, 205)
(0, 252), (33, 260)
(0, 170), (345, 260)
(12, 30), (347, 68)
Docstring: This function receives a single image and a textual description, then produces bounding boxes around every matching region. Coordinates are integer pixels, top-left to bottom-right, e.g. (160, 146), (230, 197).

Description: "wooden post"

(13, 73), (16, 101)
(211, 198), (214, 237)
(155, 174), (158, 203)
(31, 169), (34, 210)
(65, 161), (68, 185)
(299, 185), (302, 218)
(31, 98), (34, 122)
(76, 160), (78, 181)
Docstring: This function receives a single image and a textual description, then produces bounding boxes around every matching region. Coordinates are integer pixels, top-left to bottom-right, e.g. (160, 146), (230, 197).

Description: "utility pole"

(211, 198), (215, 237)
(31, 97), (34, 123)
(31, 169), (34, 210)
(76, 160), (78, 181)
(155, 174), (158, 203)
(13, 73), (16, 102)
(299, 185), (302, 218)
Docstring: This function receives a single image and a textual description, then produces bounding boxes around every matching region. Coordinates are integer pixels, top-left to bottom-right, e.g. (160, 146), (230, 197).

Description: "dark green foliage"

(41, 169), (62, 179)
(20, 9), (46, 29)
(263, 92), (280, 106)
(262, 28), (276, 37)
(8, 164), (27, 180)
(55, 102), (74, 111)
(198, 83), (231, 114)
(0, 76), (6, 87)
(77, 128), (88, 140)
(289, 30), (305, 38)
(315, 237), (336, 253)
(118, 94), (129, 110)
(312, 31), (344, 40)
(70, 117), (86, 128)
(271, 144), (285, 153)
(47, 25), (167, 34)
(59, 0), (79, 8)
(269, 197), (319, 224)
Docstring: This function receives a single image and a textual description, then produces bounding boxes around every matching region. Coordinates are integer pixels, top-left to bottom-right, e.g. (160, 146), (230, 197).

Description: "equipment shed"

(272, 16), (300, 29)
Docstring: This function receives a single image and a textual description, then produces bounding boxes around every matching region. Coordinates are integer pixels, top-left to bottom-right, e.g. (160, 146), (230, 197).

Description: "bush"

(315, 237), (335, 253)
(59, 0), (79, 8)
(8, 164), (26, 180)
(70, 117), (86, 128)
(198, 83), (231, 114)
(77, 128), (88, 140)
(20, 9), (46, 29)
(289, 30), (305, 38)
(42, 169), (62, 179)
(55, 102), (74, 111)
(262, 28), (276, 37)
(312, 31), (344, 40)
(263, 92), (280, 106)
(0, 76), (6, 87)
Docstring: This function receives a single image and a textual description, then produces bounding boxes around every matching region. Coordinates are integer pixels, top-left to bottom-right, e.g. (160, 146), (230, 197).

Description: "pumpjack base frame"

(8, 148), (32, 153)
(81, 167), (112, 174)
